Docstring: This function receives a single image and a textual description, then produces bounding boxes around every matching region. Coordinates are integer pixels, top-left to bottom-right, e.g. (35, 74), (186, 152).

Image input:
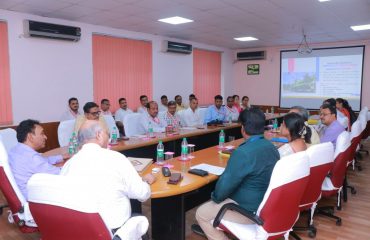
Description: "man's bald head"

(78, 120), (109, 148)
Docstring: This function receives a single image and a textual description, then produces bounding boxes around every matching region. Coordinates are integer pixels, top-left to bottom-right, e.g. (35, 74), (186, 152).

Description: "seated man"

(161, 101), (181, 129)
(195, 108), (280, 239)
(204, 95), (227, 124)
(114, 97), (133, 133)
(182, 97), (203, 127)
(159, 95), (168, 112)
(8, 119), (68, 199)
(137, 95), (149, 114)
(100, 99), (112, 116)
(60, 97), (81, 121)
(323, 98), (348, 129)
(319, 103), (345, 149)
(225, 96), (239, 122)
(139, 101), (166, 133)
(61, 120), (155, 232)
(175, 95), (187, 112)
(290, 105), (320, 146)
(74, 102), (109, 133)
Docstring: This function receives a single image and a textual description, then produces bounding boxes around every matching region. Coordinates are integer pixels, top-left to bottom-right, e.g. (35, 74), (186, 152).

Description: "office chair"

(28, 173), (149, 240)
(317, 131), (351, 225)
(213, 151), (310, 240)
(293, 142), (334, 238)
(0, 128), (18, 152)
(57, 119), (76, 147)
(0, 136), (38, 233)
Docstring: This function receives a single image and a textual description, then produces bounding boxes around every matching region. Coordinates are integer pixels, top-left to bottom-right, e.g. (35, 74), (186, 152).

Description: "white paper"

(190, 163), (225, 176)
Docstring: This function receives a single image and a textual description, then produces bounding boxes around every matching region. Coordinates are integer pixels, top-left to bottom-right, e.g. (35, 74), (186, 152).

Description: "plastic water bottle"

(219, 130), (225, 148)
(68, 138), (74, 156)
(111, 126), (118, 144)
(181, 138), (188, 160)
(148, 121), (154, 137)
(71, 132), (78, 153)
(156, 140), (164, 165)
(271, 106), (275, 114)
(228, 115), (232, 125)
(273, 118), (278, 130)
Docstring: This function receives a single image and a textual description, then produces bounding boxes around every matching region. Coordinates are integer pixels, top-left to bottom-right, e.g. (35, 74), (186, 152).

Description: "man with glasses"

(161, 101), (181, 129)
(74, 102), (109, 134)
(319, 103), (345, 149)
(204, 95), (226, 124)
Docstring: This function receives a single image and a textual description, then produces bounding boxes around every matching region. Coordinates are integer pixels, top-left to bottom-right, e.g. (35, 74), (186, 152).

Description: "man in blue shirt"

(8, 119), (68, 199)
(319, 103), (345, 149)
(195, 107), (280, 240)
(204, 95), (227, 124)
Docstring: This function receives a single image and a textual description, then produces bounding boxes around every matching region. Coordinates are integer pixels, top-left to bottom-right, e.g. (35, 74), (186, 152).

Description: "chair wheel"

(308, 229), (316, 238)
(336, 219), (342, 226)
(18, 220), (25, 227)
(327, 208), (334, 214)
(351, 189), (357, 194)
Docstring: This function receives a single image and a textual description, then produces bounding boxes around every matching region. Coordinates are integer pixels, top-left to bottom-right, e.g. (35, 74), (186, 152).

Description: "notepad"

(271, 137), (288, 143)
(128, 157), (153, 172)
(190, 163), (225, 176)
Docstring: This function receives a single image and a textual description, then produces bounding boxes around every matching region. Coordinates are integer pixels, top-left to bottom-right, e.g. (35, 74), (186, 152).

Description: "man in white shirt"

(137, 95), (148, 114)
(161, 101), (181, 129)
(100, 99), (112, 116)
(158, 95), (168, 112)
(115, 98), (134, 136)
(225, 96), (239, 122)
(60, 97), (81, 121)
(139, 101), (166, 134)
(61, 120), (155, 232)
(115, 98), (133, 130)
(182, 98), (203, 127)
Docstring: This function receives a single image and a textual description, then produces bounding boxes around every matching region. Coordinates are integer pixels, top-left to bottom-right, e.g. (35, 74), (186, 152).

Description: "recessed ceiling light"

(318, 0), (331, 2)
(158, 16), (193, 25)
(234, 37), (258, 41)
(351, 24), (370, 31)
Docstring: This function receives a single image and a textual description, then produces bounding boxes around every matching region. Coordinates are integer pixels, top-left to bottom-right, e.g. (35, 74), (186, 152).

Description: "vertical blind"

(0, 22), (12, 125)
(193, 49), (221, 105)
(92, 34), (152, 112)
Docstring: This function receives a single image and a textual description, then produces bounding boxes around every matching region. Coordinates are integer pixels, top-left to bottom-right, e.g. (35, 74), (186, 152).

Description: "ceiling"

(1, 0), (370, 49)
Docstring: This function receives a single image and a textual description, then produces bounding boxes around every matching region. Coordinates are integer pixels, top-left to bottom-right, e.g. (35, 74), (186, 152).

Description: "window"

(193, 49), (221, 105)
(92, 34), (152, 112)
(0, 22), (12, 125)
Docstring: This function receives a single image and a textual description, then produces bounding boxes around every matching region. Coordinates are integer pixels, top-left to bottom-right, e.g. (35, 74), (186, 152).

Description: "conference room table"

(110, 113), (284, 159)
(44, 113), (284, 240)
(138, 130), (284, 240)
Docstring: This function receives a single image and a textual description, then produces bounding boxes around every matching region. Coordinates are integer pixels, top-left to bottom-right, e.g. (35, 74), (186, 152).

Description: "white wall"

(0, 9), (233, 124)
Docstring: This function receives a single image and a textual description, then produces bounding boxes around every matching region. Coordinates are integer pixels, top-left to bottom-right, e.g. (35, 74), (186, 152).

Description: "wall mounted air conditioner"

(162, 40), (192, 54)
(236, 51), (266, 61)
(24, 20), (81, 41)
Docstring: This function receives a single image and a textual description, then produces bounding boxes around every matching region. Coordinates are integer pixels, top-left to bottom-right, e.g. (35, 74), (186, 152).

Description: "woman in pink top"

(233, 95), (242, 113)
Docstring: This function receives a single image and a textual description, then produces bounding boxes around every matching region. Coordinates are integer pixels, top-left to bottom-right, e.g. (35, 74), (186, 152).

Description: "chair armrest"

(213, 203), (263, 228)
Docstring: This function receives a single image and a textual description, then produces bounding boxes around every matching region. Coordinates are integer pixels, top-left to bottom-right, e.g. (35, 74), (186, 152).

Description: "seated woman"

(233, 95), (242, 112)
(336, 98), (357, 130)
(278, 112), (312, 158)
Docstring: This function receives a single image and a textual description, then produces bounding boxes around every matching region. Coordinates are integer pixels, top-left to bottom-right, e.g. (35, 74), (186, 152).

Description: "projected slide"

(280, 46), (364, 111)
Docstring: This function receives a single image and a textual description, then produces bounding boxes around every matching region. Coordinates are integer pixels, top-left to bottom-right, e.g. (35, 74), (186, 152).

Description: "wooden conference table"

(131, 130), (283, 240)
(47, 114), (283, 240)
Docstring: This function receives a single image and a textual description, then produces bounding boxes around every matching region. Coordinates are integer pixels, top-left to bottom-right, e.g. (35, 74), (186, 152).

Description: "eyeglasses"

(89, 111), (101, 116)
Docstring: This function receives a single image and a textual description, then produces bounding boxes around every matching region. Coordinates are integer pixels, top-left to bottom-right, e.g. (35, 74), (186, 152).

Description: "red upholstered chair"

(0, 136), (38, 233)
(213, 151), (310, 240)
(27, 173), (149, 240)
(293, 142), (334, 238)
(317, 131), (351, 225)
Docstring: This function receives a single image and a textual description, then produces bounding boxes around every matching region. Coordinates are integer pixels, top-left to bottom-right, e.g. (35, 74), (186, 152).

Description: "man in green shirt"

(195, 107), (280, 240)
